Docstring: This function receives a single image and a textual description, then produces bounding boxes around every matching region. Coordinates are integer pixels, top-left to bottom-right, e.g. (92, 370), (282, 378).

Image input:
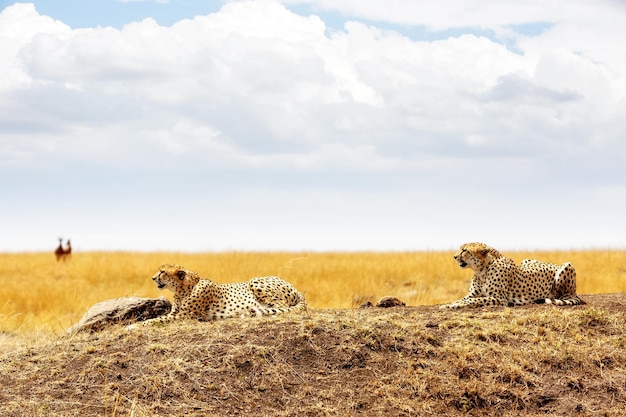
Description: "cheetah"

(439, 242), (585, 309)
(131, 264), (306, 327)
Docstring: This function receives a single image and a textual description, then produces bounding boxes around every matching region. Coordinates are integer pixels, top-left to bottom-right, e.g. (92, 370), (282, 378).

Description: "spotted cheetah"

(440, 242), (585, 309)
(131, 264), (307, 327)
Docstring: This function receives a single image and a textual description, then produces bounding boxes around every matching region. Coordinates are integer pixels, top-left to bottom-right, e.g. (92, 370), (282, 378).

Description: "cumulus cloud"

(1, 0), (625, 250)
(3, 1), (624, 168)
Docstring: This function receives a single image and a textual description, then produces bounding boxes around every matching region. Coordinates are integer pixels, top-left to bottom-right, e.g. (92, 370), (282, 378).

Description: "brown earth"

(0, 293), (625, 416)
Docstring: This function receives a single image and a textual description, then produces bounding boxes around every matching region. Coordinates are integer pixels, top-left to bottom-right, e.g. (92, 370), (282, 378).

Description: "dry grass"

(0, 294), (624, 416)
(1, 249), (625, 335)
(1, 248), (625, 416)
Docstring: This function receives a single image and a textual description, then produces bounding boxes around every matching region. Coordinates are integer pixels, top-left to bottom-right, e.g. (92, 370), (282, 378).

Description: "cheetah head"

(454, 242), (503, 271)
(152, 264), (188, 291)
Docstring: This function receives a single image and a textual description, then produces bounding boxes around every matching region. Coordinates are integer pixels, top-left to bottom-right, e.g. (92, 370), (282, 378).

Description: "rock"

(359, 296), (407, 309)
(66, 296), (171, 334)
(375, 296), (406, 308)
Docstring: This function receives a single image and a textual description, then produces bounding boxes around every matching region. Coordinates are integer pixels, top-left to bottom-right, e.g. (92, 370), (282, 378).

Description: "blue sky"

(1, 0), (223, 28)
(1, 0), (625, 252)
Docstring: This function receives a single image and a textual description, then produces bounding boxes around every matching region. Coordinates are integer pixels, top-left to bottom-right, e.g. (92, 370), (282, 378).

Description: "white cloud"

(1, 0), (625, 251)
(4, 1), (624, 167)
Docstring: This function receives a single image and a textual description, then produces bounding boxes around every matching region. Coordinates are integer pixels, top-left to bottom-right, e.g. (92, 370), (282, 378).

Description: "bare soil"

(0, 293), (625, 416)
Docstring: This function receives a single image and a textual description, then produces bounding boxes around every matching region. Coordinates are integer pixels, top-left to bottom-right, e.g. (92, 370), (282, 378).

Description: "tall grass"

(1, 250), (624, 334)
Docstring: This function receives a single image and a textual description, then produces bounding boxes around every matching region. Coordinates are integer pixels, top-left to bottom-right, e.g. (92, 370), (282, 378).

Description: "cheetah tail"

(534, 295), (586, 306)
(291, 291), (307, 311)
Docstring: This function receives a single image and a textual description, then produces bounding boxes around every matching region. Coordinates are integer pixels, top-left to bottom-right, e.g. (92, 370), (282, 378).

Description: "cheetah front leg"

(439, 295), (509, 309)
(125, 313), (178, 330)
(439, 279), (509, 309)
(126, 304), (202, 330)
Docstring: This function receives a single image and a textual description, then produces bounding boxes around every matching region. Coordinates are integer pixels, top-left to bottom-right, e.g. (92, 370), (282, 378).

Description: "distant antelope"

(55, 238), (72, 262)
(64, 239), (72, 260)
(54, 238), (64, 261)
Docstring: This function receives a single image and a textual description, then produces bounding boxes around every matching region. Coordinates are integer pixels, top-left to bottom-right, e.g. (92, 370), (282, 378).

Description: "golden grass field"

(1, 250), (626, 416)
(1, 249), (625, 335)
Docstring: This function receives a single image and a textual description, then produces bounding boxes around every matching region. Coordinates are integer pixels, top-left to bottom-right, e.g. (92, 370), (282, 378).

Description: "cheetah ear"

(177, 270), (186, 279)
(480, 249), (489, 257)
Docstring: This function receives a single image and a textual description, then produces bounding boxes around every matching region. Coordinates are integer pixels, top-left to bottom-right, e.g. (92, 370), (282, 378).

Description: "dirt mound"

(0, 293), (625, 416)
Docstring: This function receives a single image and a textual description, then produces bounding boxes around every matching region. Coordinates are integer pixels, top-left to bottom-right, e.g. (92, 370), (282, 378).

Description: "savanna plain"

(0, 250), (625, 416)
